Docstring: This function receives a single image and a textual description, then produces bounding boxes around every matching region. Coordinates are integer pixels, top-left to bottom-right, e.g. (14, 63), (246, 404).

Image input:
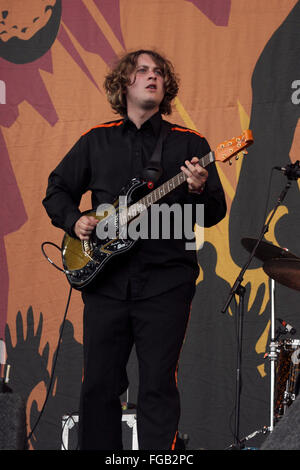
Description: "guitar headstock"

(214, 129), (253, 164)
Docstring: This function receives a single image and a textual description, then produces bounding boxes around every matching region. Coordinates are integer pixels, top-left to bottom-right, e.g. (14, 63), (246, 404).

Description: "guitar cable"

(26, 242), (73, 445)
(41, 241), (67, 274)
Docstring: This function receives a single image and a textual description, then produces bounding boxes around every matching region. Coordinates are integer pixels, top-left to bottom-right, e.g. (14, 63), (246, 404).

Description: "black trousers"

(78, 282), (195, 450)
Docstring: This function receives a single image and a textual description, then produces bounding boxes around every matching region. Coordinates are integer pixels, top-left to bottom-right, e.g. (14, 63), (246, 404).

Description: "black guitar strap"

(142, 120), (171, 185)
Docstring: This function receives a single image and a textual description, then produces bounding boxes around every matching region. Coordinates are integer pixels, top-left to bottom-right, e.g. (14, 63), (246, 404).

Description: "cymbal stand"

(222, 178), (292, 448)
(268, 277), (276, 433)
(226, 285), (277, 451)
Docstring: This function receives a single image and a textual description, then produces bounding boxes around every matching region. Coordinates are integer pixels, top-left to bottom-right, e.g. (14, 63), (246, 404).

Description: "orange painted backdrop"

(1, 0), (299, 449)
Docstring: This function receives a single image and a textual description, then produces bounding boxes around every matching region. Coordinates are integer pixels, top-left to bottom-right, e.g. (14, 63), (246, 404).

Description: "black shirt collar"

(123, 111), (162, 137)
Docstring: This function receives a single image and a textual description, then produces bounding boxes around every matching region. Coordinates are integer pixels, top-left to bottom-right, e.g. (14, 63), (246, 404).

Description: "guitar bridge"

(81, 240), (99, 263)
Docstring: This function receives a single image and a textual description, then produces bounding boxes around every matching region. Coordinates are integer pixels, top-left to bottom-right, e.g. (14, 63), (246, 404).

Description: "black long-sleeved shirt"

(43, 112), (226, 299)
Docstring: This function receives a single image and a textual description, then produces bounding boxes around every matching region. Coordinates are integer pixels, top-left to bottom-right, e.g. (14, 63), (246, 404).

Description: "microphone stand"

(222, 170), (296, 448)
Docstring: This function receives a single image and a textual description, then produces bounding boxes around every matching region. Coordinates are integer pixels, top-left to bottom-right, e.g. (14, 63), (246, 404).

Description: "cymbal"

(241, 237), (298, 263)
(263, 258), (300, 292)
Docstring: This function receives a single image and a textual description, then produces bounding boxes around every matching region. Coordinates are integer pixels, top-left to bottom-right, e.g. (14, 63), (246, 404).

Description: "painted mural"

(0, 0), (299, 450)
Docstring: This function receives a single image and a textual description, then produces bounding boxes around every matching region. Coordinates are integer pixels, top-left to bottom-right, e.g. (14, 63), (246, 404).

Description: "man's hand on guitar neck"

(181, 156), (208, 194)
(74, 215), (99, 240)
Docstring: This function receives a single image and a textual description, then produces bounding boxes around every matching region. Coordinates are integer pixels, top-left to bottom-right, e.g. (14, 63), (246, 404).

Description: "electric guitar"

(61, 130), (253, 289)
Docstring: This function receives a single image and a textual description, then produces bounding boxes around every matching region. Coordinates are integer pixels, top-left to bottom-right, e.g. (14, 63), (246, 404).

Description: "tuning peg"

(229, 159), (232, 165)
(235, 155), (239, 160)
(242, 150), (248, 155)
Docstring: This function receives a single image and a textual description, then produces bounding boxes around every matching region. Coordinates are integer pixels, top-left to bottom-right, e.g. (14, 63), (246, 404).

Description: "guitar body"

(61, 177), (147, 289)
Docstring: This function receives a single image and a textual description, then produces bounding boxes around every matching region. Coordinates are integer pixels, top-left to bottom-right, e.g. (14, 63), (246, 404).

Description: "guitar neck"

(125, 150), (215, 222)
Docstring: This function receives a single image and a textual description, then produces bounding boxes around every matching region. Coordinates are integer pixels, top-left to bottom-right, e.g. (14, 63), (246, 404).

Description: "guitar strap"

(142, 119), (171, 185)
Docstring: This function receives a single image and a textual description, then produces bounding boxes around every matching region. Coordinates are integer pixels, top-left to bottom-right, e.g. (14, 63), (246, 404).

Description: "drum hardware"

(226, 425), (270, 450)
(263, 258), (300, 293)
(269, 338), (300, 420)
(222, 177), (293, 448)
(241, 256), (300, 444)
(228, 329), (300, 449)
(267, 333), (296, 418)
(242, 236), (300, 428)
(262, 253), (300, 428)
(241, 238), (298, 264)
(242, 237), (300, 427)
(274, 318), (297, 341)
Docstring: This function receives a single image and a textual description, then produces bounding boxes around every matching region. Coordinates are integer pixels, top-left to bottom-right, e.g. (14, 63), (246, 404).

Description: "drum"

(274, 339), (300, 419)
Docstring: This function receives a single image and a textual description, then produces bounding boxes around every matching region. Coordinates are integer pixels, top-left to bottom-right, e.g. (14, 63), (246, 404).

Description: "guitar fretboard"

(120, 151), (215, 224)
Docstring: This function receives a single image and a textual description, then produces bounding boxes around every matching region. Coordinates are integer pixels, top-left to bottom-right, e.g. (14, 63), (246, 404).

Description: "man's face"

(126, 53), (165, 114)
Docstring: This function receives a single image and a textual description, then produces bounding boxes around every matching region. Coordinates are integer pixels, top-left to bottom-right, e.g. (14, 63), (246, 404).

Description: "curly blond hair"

(103, 49), (179, 116)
